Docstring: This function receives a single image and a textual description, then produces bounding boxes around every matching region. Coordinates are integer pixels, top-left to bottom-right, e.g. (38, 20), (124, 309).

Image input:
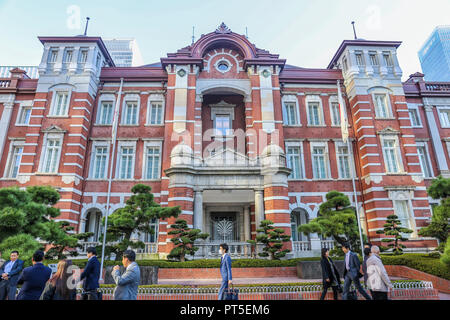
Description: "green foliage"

(441, 238), (450, 267)
(376, 215), (413, 255)
(297, 191), (365, 253)
(167, 219), (209, 262)
(0, 186), (85, 260)
(247, 220), (290, 260)
(0, 234), (42, 267)
(418, 176), (450, 252)
(101, 184), (181, 261)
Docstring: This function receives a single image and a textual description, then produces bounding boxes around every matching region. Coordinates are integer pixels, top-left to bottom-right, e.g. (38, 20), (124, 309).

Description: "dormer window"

(383, 52), (393, 67)
(63, 48), (73, 63)
(369, 52), (379, 66)
(79, 48), (88, 63)
(48, 48), (58, 63)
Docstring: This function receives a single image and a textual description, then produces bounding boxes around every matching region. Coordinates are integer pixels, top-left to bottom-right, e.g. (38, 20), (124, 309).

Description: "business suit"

(112, 262), (140, 300)
(218, 253), (232, 300)
(80, 256), (100, 300)
(320, 256), (341, 300)
(342, 251), (372, 300)
(16, 262), (52, 300)
(0, 259), (24, 300)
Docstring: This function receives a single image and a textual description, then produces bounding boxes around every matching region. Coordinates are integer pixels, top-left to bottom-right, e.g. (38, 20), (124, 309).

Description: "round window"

(217, 62), (229, 72)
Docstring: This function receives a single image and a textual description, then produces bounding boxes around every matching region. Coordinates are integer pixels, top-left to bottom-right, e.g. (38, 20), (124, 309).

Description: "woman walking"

(40, 259), (77, 300)
(319, 248), (341, 300)
(366, 245), (393, 300)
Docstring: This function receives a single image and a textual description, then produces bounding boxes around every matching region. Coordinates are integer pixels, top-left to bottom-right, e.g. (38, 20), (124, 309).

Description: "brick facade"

(0, 24), (446, 258)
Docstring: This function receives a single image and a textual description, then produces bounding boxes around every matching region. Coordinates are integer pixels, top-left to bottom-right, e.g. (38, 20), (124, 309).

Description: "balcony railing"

(0, 79), (11, 88)
(77, 241), (157, 256)
(292, 241), (311, 251)
(425, 83), (450, 92)
(192, 241), (257, 259)
(320, 240), (335, 250)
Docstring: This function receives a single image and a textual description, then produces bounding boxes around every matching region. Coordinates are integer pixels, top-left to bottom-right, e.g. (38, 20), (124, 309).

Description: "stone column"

(193, 190), (203, 231)
(254, 189), (264, 232)
(362, 50), (374, 76)
(244, 206), (250, 241)
(424, 105), (449, 173)
(239, 210), (244, 241)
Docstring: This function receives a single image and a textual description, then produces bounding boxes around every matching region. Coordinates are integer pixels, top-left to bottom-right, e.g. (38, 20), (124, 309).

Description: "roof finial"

(245, 26), (248, 39)
(215, 22), (232, 34)
(192, 26), (195, 45)
(351, 21), (357, 40)
(83, 17), (90, 36)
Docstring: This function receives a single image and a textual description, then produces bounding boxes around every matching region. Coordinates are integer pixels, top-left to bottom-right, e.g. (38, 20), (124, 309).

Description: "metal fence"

(74, 281), (439, 300)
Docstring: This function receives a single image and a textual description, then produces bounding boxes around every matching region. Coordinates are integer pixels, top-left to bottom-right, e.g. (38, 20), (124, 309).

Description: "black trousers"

(370, 290), (388, 300)
(320, 283), (339, 300)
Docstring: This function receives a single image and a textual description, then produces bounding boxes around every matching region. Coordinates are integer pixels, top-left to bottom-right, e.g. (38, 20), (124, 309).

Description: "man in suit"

(79, 247), (101, 300)
(112, 250), (140, 300)
(16, 250), (52, 300)
(0, 250), (25, 300)
(218, 243), (232, 300)
(342, 243), (372, 300)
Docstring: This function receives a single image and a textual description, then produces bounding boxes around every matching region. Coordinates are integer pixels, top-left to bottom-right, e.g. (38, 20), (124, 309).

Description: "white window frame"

(121, 94), (140, 125)
(89, 141), (110, 180)
(115, 141), (136, 180)
(305, 95), (324, 126)
(437, 106), (450, 128)
(142, 140), (163, 180)
(285, 141), (305, 180)
(79, 47), (89, 64)
(282, 95), (300, 126)
(39, 133), (64, 174)
(382, 51), (393, 67)
(48, 47), (59, 64)
(335, 141), (354, 179)
(146, 94), (165, 125)
(369, 51), (379, 66)
(355, 51), (365, 66)
(210, 103), (235, 138)
(408, 104), (422, 128)
(96, 94), (116, 125)
(329, 95), (346, 127)
(310, 141), (330, 179)
(49, 86), (73, 117)
(380, 135), (404, 174)
(416, 141), (433, 178)
(387, 189), (418, 238)
(63, 47), (74, 64)
(372, 92), (393, 119)
(3, 139), (25, 178)
(15, 101), (33, 126)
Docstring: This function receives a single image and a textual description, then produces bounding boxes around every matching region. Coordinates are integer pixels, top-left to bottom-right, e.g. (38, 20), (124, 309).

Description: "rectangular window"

(42, 138), (61, 173)
(337, 146), (351, 179)
(355, 53), (364, 66)
(409, 108), (421, 127)
(383, 139), (400, 173)
(330, 102), (341, 126)
(48, 48), (58, 63)
(284, 102), (298, 125)
(123, 102), (138, 125)
(92, 146), (108, 179)
(369, 52), (378, 66)
(417, 145), (432, 178)
(394, 200), (413, 238)
(342, 57), (348, 72)
(312, 147), (327, 179)
(96, 53), (102, 69)
(383, 52), (393, 66)
(215, 114), (231, 136)
(118, 146), (135, 179)
(149, 102), (163, 125)
(5, 145), (23, 178)
(97, 102), (113, 124)
(79, 49), (88, 63)
(63, 48), (73, 63)
(17, 106), (32, 125)
(144, 146), (161, 179)
(374, 94), (389, 118)
(51, 92), (69, 116)
(286, 146), (303, 179)
(439, 109), (450, 127)
(308, 102), (321, 125)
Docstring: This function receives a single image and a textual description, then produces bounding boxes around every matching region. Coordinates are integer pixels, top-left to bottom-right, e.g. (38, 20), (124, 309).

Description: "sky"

(0, 0), (449, 80)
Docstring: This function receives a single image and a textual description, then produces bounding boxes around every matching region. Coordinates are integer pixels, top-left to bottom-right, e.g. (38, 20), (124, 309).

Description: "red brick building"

(0, 23), (445, 258)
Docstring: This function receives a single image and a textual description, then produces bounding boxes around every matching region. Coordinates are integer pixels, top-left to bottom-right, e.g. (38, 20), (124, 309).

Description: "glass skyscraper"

(418, 26), (450, 81)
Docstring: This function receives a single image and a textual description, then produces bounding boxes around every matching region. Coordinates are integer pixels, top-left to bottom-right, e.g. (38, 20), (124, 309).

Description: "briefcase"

(347, 290), (358, 300)
(225, 286), (239, 300)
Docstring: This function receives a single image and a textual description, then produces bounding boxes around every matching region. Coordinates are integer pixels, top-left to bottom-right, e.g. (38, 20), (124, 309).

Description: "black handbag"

(225, 286), (239, 300)
(347, 290), (358, 300)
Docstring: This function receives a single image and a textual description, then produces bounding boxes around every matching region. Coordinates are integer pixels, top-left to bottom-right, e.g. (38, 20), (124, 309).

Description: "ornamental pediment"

(377, 126), (400, 135)
(203, 148), (252, 166)
(41, 125), (66, 133)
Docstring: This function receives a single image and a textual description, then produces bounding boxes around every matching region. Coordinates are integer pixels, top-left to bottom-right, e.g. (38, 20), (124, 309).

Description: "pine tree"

(167, 218), (209, 262)
(247, 220), (291, 260)
(376, 214), (413, 255)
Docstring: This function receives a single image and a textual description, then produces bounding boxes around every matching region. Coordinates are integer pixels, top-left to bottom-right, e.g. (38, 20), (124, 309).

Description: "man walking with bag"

(342, 243), (372, 300)
(79, 247), (101, 300)
(218, 243), (232, 300)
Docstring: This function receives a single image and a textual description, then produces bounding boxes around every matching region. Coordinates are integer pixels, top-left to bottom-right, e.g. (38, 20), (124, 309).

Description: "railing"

(77, 241), (101, 255)
(77, 241), (157, 256)
(0, 79), (11, 88)
(320, 240), (335, 250)
(292, 241), (311, 251)
(136, 243), (158, 254)
(73, 281), (438, 300)
(425, 83), (450, 92)
(193, 241), (258, 259)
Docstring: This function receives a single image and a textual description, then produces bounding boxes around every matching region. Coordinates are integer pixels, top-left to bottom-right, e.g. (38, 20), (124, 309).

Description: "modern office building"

(103, 38), (144, 67)
(418, 25), (450, 81)
(0, 23), (446, 259)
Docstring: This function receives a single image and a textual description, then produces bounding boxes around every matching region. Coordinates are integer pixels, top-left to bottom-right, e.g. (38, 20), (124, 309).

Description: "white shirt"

(4, 260), (16, 274)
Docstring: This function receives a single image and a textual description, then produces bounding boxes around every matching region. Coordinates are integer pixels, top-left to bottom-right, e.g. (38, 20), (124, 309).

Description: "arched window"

(290, 209), (310, 242)
(84, 209), (102, 242)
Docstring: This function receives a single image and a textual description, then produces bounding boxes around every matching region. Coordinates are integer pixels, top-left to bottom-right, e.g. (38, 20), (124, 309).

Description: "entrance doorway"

(210, 212), (238, 241)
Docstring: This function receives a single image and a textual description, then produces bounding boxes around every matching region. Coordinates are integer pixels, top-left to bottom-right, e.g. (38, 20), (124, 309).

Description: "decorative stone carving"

(62, 175), (75, 185)
(215, 22), (232, 34)
(170, 143), (193, 166)
(17, 175), (31, 184)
